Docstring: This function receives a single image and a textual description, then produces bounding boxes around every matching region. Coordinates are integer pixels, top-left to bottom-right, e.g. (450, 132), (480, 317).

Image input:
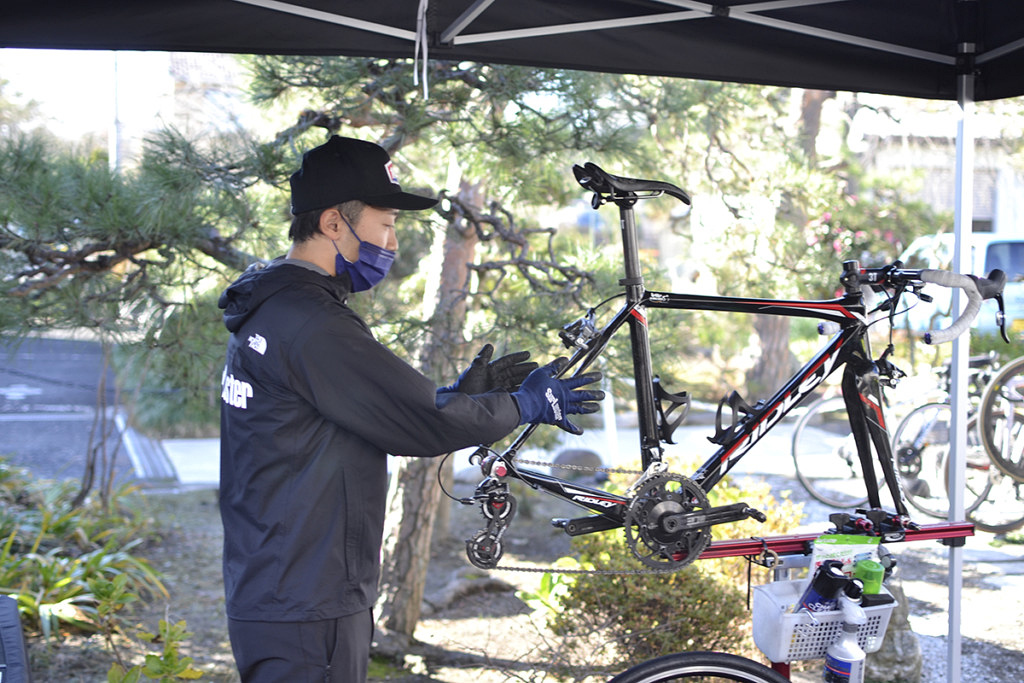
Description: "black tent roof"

(2, 0), (1023, 101)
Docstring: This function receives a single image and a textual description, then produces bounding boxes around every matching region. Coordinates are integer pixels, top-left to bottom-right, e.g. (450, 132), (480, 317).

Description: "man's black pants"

(228, 609), (373, 682)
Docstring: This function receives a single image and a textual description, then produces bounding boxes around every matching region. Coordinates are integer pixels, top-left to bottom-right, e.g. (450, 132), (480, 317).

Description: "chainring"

(623, 473), (711, 570)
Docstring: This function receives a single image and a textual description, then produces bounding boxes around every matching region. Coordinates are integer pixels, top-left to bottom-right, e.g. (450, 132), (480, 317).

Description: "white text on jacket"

(222, 370), (253, 409)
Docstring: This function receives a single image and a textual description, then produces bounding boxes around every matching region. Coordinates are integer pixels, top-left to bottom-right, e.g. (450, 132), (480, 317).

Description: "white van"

(897, 232), (1024, 337)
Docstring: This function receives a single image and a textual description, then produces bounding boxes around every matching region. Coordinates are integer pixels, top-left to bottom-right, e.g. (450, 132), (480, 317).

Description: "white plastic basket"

(751, 579), (897, 663)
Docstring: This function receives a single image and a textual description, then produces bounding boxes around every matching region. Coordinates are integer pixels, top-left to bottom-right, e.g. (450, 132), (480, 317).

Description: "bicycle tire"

(791, 396), (874, 508)
(962, 466), (1024, 533)
(609, 651), (790, 683)
(978, 355), (1024, 482)
(891, 402), (991, 520)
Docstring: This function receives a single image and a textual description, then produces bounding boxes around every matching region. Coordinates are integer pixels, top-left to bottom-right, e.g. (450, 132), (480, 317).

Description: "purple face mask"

(334, 216), (396, 292)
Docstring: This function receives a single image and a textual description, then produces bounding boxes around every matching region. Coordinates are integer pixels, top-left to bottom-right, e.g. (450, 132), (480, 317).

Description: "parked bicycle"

(970, 352), (1024, 532)
(888, 353), (996, 517)
(978, 353), (1024, 482)
(451, 162), (1006, 682)
(885, 350), (1024, 533)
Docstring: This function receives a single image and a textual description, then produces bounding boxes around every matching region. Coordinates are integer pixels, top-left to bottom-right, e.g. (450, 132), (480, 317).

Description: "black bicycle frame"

(484, 194), (910, 533)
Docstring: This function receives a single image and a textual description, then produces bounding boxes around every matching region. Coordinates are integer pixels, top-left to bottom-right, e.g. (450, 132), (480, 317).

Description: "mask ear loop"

(331, 238), (346, 260)
(339, 213), (365, 249)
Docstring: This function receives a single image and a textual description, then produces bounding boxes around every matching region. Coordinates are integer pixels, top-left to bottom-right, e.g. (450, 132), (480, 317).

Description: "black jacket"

(218, 259), (519, 622)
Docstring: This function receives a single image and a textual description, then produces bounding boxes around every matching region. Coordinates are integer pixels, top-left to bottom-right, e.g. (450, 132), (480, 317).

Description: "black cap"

(289, 136), (438, 214)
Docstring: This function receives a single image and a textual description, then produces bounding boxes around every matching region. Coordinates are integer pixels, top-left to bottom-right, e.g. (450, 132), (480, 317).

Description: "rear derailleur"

(465, 479), (518, 570)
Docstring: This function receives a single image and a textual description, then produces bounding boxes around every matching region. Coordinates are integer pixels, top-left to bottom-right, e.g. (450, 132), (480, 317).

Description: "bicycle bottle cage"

(708, 390), (761, 446)
(654, 376), (691, 444)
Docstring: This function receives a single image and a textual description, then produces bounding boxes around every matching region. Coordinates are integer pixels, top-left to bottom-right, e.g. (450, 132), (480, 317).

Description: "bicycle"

(978, 354), (1024, 482)
(968, 353), (1024, 532)
(896, 407), (1024, 534)
(453, 162), (1006, 680)
(887, 353), (1016, 529)
(888, 351), (1024, 533)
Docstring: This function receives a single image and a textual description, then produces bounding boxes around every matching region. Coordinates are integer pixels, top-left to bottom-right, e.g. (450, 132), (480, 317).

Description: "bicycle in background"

(888, 352), (1017, 528)
(970, 352), (1024, 532)
(978, 354), (1024, 483)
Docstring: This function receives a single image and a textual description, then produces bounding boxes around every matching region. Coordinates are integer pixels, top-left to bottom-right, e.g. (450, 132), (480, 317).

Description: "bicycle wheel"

(892, 402), (990, 519)
(961, 467), (1024, 534)
(791, 396), (874, 508)
(978, 355), (1024, 482)
(609, 651), (790, 683)
(893, 402), (1024, 533)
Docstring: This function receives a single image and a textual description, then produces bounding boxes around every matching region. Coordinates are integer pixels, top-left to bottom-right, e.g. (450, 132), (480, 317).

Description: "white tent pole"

(947, 34), (976, 683)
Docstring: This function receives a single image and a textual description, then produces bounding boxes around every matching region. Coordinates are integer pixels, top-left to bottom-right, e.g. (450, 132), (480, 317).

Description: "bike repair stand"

(696, 521), (974, 680)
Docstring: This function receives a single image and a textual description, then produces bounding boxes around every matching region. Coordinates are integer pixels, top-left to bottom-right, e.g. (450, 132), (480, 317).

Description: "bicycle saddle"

(573, 162), (691, 205)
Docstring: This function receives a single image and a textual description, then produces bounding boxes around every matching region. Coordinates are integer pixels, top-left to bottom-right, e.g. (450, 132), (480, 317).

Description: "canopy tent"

(2, 0), (1024, 101)
(3, 2), (1020, 681)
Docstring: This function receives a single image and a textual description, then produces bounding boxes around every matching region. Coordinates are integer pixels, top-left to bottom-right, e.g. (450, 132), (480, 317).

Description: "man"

(218, 135), (603, 682)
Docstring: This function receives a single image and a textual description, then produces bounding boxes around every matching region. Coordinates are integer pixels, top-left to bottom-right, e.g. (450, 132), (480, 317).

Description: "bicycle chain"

(513, 457), (644, 476)
(469, 459), (690, 576)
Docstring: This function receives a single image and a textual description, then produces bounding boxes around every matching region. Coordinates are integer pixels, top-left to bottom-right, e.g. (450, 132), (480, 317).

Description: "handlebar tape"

(920, 269), (1005, 344)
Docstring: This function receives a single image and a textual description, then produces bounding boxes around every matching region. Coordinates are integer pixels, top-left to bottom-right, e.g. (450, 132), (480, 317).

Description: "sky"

(1, 48), (171, 141)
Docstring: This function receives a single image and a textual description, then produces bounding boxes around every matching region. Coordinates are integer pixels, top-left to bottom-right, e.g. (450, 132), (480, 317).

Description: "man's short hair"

(288, 200), (366, 243)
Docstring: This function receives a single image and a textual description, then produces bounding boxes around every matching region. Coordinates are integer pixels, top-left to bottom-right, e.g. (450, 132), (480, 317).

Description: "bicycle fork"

(841, 357), (912, 530)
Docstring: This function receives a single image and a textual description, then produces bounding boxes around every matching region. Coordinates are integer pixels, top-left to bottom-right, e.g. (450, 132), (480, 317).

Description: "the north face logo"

(248, 333), (267, 355)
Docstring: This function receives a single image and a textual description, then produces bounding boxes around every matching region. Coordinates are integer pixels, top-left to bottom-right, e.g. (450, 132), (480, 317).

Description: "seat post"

(617, 197), (661, 465)
(616, 196), (644, 299)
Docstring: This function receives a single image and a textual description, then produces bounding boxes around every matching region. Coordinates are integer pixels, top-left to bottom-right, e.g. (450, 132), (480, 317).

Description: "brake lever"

(996, 293), (1010, 343)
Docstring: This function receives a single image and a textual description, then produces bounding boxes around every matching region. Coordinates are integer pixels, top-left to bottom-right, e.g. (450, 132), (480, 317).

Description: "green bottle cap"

(854, 559), (884, 594)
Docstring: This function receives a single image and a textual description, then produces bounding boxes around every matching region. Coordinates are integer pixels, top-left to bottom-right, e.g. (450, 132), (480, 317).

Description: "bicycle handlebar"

(848, 261), (1005, 344)
(919, 268), (1006, 344)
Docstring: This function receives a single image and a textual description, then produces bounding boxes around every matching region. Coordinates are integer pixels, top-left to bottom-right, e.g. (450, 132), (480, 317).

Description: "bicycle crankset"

(623, 474), (712, 569)
(623, 474), (768, 570)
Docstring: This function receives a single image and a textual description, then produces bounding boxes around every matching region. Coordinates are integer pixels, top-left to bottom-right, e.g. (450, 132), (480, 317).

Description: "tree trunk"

(745, 314), (797, 399)
(743, 90), (836, 397)
(798, 89), (836, 162)
(375, 179), (481, 643)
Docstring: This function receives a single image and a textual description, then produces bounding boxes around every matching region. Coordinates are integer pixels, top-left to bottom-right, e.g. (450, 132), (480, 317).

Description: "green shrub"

(0, 460), (162, 637)
(524, 472), (804, 672)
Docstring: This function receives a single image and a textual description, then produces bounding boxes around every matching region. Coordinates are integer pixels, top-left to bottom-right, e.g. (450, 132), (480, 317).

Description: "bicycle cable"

(436, 450), (477, 505)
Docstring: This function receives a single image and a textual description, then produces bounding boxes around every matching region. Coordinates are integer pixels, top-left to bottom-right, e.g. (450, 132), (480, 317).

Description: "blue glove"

(511, 358), (605, 435)
(442, 344), (538, 395)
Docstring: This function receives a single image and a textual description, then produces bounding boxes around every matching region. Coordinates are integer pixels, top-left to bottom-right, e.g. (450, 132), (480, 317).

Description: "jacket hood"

(219, 260), (350, 333)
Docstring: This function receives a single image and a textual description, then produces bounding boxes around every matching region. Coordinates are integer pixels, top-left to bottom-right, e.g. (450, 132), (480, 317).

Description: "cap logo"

(384, 160), (399, 186)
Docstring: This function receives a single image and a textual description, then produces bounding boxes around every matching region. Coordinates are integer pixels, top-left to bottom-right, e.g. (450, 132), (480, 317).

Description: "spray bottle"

(823, 579), (867, 683)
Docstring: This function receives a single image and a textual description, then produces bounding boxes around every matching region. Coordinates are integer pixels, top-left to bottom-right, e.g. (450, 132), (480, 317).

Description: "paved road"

(0, 336), (138, 484)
